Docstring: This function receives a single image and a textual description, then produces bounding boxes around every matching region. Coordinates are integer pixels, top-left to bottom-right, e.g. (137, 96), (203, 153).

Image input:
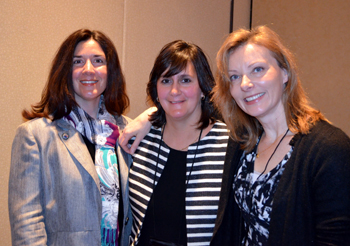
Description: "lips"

(80, 80), (98, 85)
(169, 100), (185, 104)
(245, 92), (265, 102)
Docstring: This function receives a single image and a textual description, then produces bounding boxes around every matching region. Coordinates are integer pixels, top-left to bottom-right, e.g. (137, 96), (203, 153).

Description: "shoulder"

(14, 117), (81, 146)
(207, 121), (230, 136)
(12, 118), (61, 154)
(147, 125), (162, 139)
(15, 117), (53, 135)
(294, 120), (350, 151)
(18, 117), (51, 127)
(212, 120), (229, 130)
(114, 114), (132, 131)
(310, 120), (349, 140)
(291, 120), (350, 170)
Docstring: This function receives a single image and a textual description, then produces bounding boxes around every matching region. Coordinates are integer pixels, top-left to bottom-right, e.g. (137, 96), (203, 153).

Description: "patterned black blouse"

(232, 139), (293, 245)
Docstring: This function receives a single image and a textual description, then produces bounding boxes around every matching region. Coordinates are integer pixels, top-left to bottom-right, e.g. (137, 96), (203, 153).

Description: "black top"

(138, 148), (187, 246)
(82, 134), (95, 162)
(211, 120), (350, 245)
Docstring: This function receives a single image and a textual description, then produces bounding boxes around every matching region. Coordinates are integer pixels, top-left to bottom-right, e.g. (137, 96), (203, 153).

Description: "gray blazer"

(8, 116), (133, 246)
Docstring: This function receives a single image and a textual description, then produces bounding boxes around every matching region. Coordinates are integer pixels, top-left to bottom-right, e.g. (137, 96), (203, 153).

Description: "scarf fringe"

(101, 227), (118, 246)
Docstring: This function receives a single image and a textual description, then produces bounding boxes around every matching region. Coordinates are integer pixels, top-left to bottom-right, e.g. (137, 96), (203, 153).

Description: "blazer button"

(125, 217), (129, 225)
(62, 133), (69, 140)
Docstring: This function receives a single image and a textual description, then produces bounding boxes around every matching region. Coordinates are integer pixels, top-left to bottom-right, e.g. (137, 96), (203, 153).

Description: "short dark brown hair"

(147, 40), (216, 129)
(23, 29), (129, 120)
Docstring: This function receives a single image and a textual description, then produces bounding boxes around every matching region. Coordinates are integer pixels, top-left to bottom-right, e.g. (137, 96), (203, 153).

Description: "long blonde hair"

(212, 26), (327, 151)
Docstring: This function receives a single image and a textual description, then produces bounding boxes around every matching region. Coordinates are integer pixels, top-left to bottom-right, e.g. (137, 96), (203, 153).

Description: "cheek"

(97, 67), (108, 79)
(184, 85), (202, 98)
(72, 68), (80, 81)
(99, 81), (107, 92)
(229, 83), (238, 100)
(156, 83), (168, 100)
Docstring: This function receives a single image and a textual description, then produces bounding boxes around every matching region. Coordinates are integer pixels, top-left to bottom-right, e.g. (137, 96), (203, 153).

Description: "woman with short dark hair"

(128, 40), (229, 246)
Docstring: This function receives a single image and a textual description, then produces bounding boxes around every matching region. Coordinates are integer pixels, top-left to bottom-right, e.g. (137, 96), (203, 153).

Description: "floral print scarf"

(64, 97), (120, 246)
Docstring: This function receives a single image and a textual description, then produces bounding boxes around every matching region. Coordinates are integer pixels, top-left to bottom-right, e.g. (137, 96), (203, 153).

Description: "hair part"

(23, 29), (129, 120)
(212, 25), (328, 151)
(147, 40), (217, 129)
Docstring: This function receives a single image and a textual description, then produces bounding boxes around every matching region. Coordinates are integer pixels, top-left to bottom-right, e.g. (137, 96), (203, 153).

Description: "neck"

(163, 119), (202, 151)
(258, 114), (289, 141)
(79, 102), (100, 119)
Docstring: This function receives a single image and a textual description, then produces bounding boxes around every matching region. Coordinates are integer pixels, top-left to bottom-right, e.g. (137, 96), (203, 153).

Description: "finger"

(119, 132), (132, 154)
(129, 136), (143, 155)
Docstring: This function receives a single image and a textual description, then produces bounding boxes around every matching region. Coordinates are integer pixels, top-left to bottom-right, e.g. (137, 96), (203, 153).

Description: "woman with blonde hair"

(211, 26), (350, 245)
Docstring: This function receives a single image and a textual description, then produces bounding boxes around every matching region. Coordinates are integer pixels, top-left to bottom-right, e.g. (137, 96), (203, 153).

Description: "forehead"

(162, 61), (197, 77)
(229, 43), (276, 67)
(74, 39), (105, 56)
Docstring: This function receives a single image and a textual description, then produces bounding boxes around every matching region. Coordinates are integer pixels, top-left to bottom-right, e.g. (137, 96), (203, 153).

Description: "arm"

(312, 132), (350, 245)
(8, 123), (47, 246)
(119, 107), (156, 154)
(269, 123), (350, 245)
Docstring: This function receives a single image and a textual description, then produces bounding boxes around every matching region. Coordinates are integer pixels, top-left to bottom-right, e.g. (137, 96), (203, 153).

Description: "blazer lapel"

(54, 118), (101, 192)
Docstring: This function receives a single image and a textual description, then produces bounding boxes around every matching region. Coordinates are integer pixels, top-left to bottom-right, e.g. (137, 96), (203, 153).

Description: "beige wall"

(252, 0), (350, 136)
(0, 1), (231, 244)
(123, 0), (231, 118)
(3, 0), (347, 244)
(1, 1), (124, 244)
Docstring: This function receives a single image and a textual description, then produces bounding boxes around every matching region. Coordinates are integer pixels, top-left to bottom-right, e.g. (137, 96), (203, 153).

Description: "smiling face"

(228, 43), (288, 122)
(157, 62), (203, 124)
(72, 39), (107, 115)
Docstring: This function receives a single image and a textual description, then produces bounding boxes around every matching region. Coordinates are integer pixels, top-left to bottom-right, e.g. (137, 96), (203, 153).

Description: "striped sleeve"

(186, 122), (229, 245)
(129, 122), (229, 246)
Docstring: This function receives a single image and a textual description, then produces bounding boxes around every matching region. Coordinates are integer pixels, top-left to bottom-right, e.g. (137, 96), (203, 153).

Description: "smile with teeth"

(81, 80), (98, 85)
(245, 92), (265, 102)
(169, 99), (185, 104)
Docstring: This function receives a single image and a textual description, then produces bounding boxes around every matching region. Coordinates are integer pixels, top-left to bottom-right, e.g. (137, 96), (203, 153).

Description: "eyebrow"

(73, 54), (105, 58)
(178, 73), (192, 78)
(248, 61), (264, 68)
(160, 73), (193, 79)
(228, 61), (265, 72)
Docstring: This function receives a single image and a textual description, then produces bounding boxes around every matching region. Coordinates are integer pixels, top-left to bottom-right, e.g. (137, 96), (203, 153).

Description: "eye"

(160, 78), (171, 84)
(73, 59), (84, 65)
(94, 57), (106, 64)
(230, 74), (241, 82)
(181, 78), (191, 83)
(72, 59), (85, 68)
(253, 67), (264, 73)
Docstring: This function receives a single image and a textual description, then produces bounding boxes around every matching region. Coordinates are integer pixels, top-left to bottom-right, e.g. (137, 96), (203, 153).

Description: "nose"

(240, 75), (253, 91)
(170, 82), (181, 95)
(83, 59), (94, 74)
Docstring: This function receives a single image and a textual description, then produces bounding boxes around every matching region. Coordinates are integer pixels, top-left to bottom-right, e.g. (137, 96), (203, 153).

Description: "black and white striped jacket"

(129, 121), (229, 246)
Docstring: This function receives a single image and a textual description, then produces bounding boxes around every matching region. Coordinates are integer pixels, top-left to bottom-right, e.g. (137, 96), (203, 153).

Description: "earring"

(156, 97), (159, 102)
(201, 95), (205, 101)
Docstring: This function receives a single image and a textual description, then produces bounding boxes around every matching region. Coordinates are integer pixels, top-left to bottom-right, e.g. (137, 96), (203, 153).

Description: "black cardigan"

(211, 120), (350, 245)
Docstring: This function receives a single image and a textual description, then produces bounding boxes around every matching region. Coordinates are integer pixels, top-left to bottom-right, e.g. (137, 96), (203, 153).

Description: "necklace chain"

(152, 125), (203, 188)
(257, 129), (289, 158)
(256, 128), (289, 179)
(180, 134), (201, 150)
(256, 143), (274, 158)
(152, 125), (203, 242)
